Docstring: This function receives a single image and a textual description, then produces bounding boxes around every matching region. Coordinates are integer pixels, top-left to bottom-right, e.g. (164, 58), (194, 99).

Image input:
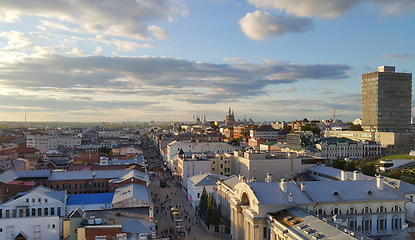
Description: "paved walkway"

(150, 172), (228, 240)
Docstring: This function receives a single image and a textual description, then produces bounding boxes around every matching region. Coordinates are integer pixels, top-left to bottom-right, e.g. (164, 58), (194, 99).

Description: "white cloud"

(247, 0), (415, 18)
(147, 25), (170, 40)
(93, 35), (155, 51)
(239, 11), (313, 40)
(94, 46), (104, 55)
(0, 31), (33, 51)
(0, 0), (186, 40)
(67, 47), (85, 57)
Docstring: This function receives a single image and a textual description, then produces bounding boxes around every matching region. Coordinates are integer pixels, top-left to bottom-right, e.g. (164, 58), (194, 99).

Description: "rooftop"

(67, 193), (115, 205)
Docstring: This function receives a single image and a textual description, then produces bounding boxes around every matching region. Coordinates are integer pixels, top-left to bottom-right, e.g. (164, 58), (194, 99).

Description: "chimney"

(377, 174), (383, 190)
(239, 174), (243, 181)
(280, 179), (287, 193)
(353, 171), (359, 181)
(288, 193), (293, 202)
(341, 170), (346, 181)
(251, 177), (256, 182)
(265, 173), (272, 183)
(300, 183), (305, 192)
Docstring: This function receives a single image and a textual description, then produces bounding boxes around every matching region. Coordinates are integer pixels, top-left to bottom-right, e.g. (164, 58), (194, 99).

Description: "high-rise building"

(362, 66), (412, 132)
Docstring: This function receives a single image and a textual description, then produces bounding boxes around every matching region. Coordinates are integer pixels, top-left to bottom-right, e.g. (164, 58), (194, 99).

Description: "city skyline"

(0, 0), (414, 122)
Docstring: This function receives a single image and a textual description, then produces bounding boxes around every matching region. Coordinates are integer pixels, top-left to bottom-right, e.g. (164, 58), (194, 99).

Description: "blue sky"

(0, 0), (414, 123)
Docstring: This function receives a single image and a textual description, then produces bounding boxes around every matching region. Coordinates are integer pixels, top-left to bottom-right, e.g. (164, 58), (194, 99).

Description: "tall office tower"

(362, 66), (412, 132)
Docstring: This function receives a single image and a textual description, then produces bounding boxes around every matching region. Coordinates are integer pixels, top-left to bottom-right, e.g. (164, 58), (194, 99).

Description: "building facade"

(362, 66), (412, 132)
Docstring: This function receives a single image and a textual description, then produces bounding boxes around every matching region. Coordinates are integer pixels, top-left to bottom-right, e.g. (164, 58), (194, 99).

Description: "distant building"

(26, 134), (81, 153)
(315, 137), (363, 160)
(187, 173), (226, 208)
(362, 66), (412, 132)
(250, 125), (279, 141)
(226, 107), (235, 127)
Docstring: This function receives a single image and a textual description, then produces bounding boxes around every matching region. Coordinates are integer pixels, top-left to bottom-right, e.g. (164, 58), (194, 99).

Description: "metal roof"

(67, 193), (114, 205)
(188, 173), (227, 187)
(112, 183), (150, 205)
(0, 170), (51, 183)
(220, 175), (241, 188)
(121, 219), (154, 235)
(6, 185), (66, 205)
(299, 180), (403, 203)
(307, 165), (373, 181)
(246, 182), (312, 205)
(48, 169), (148, 181)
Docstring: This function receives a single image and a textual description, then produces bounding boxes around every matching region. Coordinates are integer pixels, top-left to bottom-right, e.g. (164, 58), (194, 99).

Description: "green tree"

(350, 124), (363, 131)
(332, 158), (346, 170)
(344, 160), (357, 172)
(240, 128), (250, 137)
(389, 168), (401, 179)
(98, 146), (111, 155)
(300, 123), (321, 135)
(207, 193), (220, 228)
(360, 162), (376, 177)
(198, 187), (208, 221)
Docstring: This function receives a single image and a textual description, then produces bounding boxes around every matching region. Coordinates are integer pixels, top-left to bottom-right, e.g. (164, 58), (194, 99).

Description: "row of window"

(349, 217), (402, 231)
(0, 207), (61, 218)
(315, 205), (402, 216)
(50, 182), (109, 190)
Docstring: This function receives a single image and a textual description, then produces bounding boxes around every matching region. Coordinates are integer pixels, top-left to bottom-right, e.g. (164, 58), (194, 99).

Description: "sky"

(0, 0), (414, 123)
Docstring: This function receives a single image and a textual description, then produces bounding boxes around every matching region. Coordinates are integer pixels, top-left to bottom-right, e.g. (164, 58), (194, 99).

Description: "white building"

(315, 137), (363, 160)
(228, 176), (407, 240)
(26, 135), (82, 153)
(232, 150), (320, 182)
(0, 186), (66, 240)
(177, 151), (212, 190)
(167, 141), (235, 171)
(187, 173), (226, 209)
(250, 125), (279, 141)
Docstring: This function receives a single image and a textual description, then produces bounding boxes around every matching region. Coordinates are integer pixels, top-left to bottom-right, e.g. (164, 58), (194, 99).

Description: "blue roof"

(67, 193), (114, 205)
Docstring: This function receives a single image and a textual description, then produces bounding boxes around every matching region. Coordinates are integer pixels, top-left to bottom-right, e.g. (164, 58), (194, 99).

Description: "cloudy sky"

(0, 0), (414, 123)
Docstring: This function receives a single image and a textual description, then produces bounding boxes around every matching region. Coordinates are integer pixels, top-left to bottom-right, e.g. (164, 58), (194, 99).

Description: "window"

(25, 208), (29, 217)
(377, 217), (386, 230)
(45, 198), (47, 203)
(0, 209), (2, 218)
(26, 198), (29, 203)
(330, 208), (342, 215)
(220, 164), (223, 168)
(5, 210), (10, 218)
(106, 183), (109, 187)
(38, 198), (41, 202)
(44, 208), (48, 216)
(57, 207), (61, 216)
(80, 184), (82, 189)
(349, 219), (357, 231)
(392, 205), (402, 212)
(98, 182), (101, 187)
(51, 207), (55, 215)
(362, 218), (372, 231)
(32, 198), (35, 203)
(362, 206), (373, 213)
(410, 196), (413, 202)
(32, 208), (36, 216)
(263, 227), (268, 238)
(197, 193), (200, 198)
(12, 209), (17, 218)
(38, 208), (42, 216)
(315, 208), (326, 216)
(377, 206), (387, 212)
(392, 216), (401, 229)
(212, 168), (215, 171)
(94, 183), (97, 187)
(52, 224), (55, 229)
(84, 183), (86, 188)
(213, 161), (215, 164)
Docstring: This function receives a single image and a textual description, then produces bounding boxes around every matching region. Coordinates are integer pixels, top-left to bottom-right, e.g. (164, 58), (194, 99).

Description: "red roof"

(7, 181), (36, 186)
(16, 147), (39, 154)
(0, 148), (18, 155)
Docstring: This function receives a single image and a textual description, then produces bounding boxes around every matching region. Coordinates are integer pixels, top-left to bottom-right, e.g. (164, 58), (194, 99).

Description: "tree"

(360, 162), (376, 177)
(198, 187), (208, 221)
(207, 193), (220, 228)
(98, 146), (111, 155)
(240, 128), (250, 137)
(300, 123), (321, 135)
(344, 160), (357, 172)
(389, 168), (401, 179)
(350, 124), (363, 131)
(332, 158), (346, 170)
